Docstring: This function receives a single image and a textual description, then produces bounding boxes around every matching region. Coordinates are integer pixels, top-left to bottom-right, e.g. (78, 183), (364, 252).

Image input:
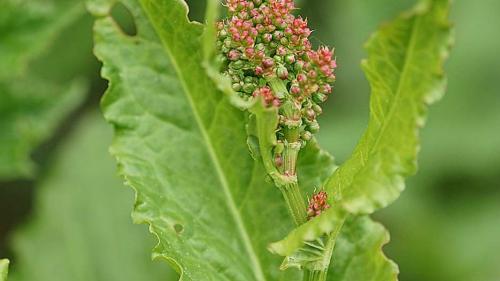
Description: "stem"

(279, 182), (307, 225)
(303, 229), (339, 281)
(267, 77), (308, 226)
(282, 140), (300, 177)
(304, 269), (328, 281)
(280, 129), (305, 225)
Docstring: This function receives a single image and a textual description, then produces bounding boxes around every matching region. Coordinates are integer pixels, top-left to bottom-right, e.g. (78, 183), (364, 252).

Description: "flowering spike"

(217, 0), (337, 169)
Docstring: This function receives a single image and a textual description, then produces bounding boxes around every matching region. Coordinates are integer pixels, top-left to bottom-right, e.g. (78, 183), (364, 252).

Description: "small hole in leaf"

(185, 0), (207, 23)
(173, 224), (184, 234)
(110, 2), (137, 36)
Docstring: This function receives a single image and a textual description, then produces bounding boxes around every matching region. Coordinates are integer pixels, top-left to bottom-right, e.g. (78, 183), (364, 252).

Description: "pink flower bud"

(277, 66), (289, 80)
(290, 85), (301, 95)
(245, 47), (255, 58)
(228, 50), (241, 61)
(320, 84), (332, 94)
(297, 73), (307, 84)
(262, 58), (274, 68)
(263, 33), (272, 43)
(255, 66), (264, 75)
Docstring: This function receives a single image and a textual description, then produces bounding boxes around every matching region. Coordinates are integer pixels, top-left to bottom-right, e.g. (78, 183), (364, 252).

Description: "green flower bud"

(277, 66), (289, 80)
(232, 83), (242, 92)
(219, 29), (228, 38)
(243, 83), (256, 94)
(230, 60), (244, 70)
(274, 141), (285, 154)
(294, 61), (305, 72)
(301, 131), (313, 141)
(307, 121), (320, 133)
(285, 54), (296, 64)
(312, 104), (323, 115)
(313, 92), (327, 103)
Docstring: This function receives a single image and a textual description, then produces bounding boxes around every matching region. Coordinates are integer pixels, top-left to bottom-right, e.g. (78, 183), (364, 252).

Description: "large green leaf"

(327, 0), (453, 214)
(9, 112), (175, 281)
(0, 260), (8, 281)
(269, 0), (452, 277)
(91, 0), (334, 280)
(0, 0), (91, 180)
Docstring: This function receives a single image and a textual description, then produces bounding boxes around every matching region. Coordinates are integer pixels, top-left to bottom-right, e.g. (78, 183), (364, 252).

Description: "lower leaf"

(327, 216), (398, 281)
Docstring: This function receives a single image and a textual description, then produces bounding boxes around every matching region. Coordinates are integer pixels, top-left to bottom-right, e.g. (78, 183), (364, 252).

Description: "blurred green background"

(0, 0), (499, 281)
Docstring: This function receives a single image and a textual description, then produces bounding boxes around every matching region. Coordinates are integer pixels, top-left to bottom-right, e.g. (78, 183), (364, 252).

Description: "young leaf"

(269, 0), (452, 269)
(91, 0), (334, 279)
(0, 260), (8, 281)
(0, 0), (90, 180)
(327, 0), (453, 214)
(9, 113), (174, 281)
(268, 207), (345, 257)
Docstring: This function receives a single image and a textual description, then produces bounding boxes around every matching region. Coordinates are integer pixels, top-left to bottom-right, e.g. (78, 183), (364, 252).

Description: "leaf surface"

(326, 217), (398, 281)
(9, 113), (175, 281)
(0, 0), (90, 179)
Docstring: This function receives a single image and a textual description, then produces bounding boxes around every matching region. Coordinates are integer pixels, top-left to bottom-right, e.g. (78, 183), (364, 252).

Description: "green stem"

(304, 269), (328, 281)
(302, 228), (339, 281)
(268, 77), (335, 281)
(282, 140), (300, 177)
(279, 181), (307, 225)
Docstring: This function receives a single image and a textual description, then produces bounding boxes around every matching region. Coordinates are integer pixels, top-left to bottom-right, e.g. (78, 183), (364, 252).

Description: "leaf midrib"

(367, 14), (422, 157)
(142, 5), (267, 281)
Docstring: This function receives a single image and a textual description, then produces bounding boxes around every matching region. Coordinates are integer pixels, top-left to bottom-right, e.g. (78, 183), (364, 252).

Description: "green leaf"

(268, 207), (345, 257)
(89, 0), (337, 279)
(0, 260), (8, 281)
(269, 0), (452, 271)
(247, 100), (289, 186)
(0, 0), (90, 180)
(9, 112), (175, 281)
(0, 79), (86, 180)
(327, 0), (453, 214)
(327, 217), (398, 281)
(0, 0), (85, 78)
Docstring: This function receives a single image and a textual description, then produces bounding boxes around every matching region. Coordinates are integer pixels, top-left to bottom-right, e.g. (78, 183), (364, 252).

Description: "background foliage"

(0, 0), (498, 281)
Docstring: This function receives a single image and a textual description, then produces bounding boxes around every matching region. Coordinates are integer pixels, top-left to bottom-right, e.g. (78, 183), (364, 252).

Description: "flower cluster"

(216, 0), (336, 141)
(307, 191), (330, 219)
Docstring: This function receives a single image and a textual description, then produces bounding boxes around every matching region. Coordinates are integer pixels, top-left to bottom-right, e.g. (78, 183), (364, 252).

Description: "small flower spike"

(307, 191), (330, 219)
(216, 0), (337, 140)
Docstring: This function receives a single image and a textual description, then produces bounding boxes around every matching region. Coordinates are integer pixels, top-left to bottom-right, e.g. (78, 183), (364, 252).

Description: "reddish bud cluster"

(217, 0), (337, 143)
(307, 191), (330, 219)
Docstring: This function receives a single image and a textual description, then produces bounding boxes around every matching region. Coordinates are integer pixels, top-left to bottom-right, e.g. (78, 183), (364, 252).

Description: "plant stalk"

(279, 181), (307, 225)
(304, 269), (328, 281)
(303, 230), (338, 281)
